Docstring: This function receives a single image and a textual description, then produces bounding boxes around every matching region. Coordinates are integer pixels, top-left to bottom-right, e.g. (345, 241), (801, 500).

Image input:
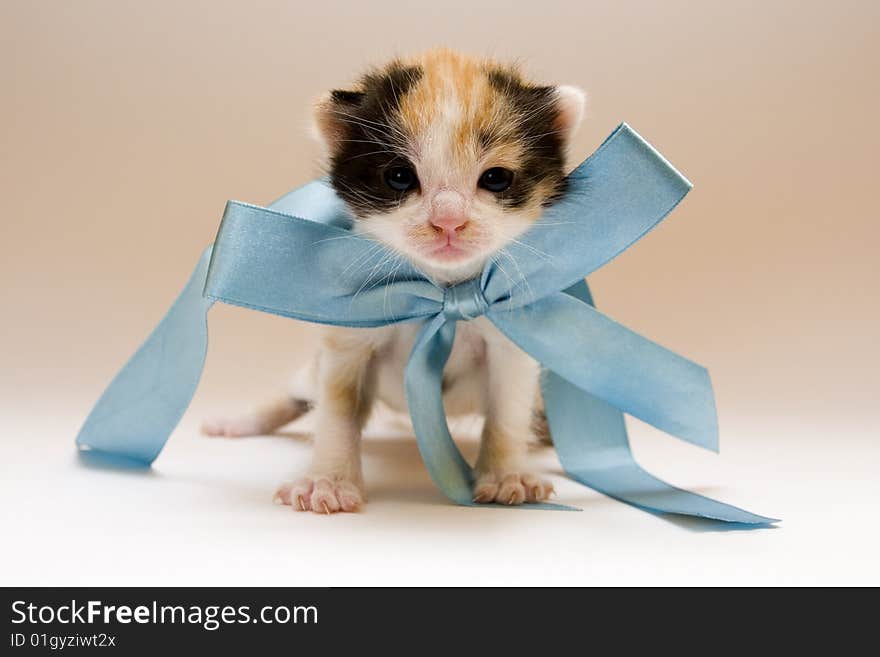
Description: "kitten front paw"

(472, 471), (554, 505)
(274, 476), (364, 514)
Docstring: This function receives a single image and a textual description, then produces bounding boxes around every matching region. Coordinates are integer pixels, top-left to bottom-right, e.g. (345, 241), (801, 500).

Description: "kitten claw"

(472, 471), (553, 505)
(274, 476), (364, 514)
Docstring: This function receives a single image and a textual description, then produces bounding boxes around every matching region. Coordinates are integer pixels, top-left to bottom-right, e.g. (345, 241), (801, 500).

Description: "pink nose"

(430, 190), (468, 235)
(430, 213), (468, 234)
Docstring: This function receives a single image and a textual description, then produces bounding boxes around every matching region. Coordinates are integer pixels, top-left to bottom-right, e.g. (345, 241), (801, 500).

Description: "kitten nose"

(430, 190), (468, 235)
(431, 214), (468, 234)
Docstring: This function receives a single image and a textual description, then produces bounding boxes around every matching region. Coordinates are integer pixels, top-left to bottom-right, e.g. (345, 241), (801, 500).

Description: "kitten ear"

(553, 85), (587, 142)
(312, 89), (366, 154)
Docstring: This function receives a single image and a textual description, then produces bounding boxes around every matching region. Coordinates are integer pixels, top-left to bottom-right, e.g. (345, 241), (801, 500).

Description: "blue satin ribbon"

(76, 123), (777, 525)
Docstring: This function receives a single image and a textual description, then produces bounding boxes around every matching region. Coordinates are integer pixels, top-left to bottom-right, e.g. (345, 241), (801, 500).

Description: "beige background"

(1, 1), (878, 585)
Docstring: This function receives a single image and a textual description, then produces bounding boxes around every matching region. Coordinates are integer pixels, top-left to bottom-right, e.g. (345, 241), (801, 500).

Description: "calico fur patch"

(321, 49), (569, 217)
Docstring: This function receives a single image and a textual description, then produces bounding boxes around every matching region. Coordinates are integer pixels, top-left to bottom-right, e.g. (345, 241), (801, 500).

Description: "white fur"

(555, 85), (588, 143)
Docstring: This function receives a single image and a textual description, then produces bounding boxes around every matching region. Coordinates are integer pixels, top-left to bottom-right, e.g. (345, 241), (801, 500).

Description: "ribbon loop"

(442, 279), (489, 321)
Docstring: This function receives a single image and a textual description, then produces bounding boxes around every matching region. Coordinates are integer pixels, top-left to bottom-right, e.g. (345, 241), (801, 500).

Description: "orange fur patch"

(395, 49), (530, 173)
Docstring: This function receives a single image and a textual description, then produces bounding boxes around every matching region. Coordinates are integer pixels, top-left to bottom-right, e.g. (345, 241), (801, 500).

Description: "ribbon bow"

(76, 124), (776, 525)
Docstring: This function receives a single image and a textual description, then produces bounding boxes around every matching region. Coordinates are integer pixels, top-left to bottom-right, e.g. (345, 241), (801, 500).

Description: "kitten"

(203, 49), (586, 513)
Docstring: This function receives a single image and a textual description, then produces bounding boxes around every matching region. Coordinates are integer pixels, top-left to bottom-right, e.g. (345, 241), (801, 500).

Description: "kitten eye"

(478, 167), (514, 193)
(384, 166), (418, 192)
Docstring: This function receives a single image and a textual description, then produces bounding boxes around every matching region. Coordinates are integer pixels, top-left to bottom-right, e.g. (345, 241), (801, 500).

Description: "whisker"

(508, 238), (554, 263)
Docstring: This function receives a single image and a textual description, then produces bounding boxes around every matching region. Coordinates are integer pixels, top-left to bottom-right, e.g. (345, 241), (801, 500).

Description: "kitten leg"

(202, 396), (311, 438)
(531, 396), (554, 446)
(275, 328), (376, 514)
(472, 326), (554, 505)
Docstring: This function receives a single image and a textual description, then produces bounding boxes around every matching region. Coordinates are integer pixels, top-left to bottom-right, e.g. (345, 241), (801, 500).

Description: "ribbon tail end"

(75, 444), (155, 472)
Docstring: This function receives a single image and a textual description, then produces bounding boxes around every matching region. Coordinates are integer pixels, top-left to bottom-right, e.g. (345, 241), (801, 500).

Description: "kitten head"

(313, 49), (586, 283)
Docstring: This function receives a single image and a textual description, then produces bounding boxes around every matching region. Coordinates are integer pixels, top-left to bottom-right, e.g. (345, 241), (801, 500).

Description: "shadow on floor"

(75, 430), (774, 532)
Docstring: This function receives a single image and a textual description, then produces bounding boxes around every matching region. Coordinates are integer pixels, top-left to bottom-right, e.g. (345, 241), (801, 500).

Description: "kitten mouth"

(423, 237), (474, 262)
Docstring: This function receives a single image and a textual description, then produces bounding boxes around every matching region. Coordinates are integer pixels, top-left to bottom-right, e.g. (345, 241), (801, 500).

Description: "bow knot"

(442, 278), (489, 321)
